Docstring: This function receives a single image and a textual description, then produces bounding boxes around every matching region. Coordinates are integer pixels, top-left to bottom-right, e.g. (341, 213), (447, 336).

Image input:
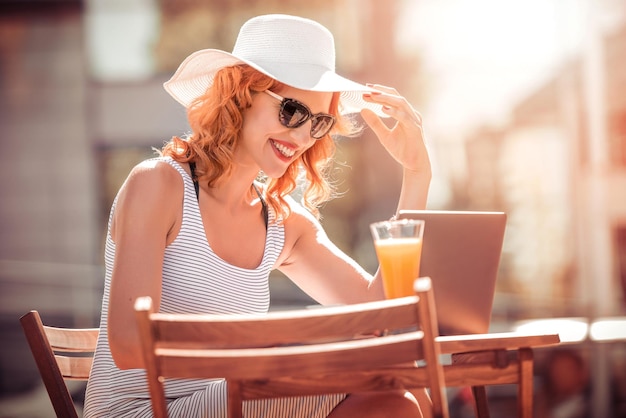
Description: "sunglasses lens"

(310, 116), (335, 139)
(276, 96), (335, 139)
(279, 100), (310, 128)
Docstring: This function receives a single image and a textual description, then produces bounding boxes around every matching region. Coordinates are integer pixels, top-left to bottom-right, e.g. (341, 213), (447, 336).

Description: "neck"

(200, 168), (260, 212)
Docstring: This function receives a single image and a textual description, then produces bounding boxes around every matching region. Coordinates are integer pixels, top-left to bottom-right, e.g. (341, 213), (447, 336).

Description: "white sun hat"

(163, 14), (386, 116)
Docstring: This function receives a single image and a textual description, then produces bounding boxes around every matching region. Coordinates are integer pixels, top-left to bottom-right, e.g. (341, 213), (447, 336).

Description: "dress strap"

(189, 162), (200, 201)
(189, 162), (268, 229)
(253, 184), (269, 230)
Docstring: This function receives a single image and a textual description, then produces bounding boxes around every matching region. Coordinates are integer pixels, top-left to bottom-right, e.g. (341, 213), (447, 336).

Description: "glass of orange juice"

(370, 219), (425, 299)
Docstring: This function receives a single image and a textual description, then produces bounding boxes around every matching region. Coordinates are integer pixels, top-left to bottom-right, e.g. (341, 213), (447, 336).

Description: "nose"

(289, 120), (315, 145)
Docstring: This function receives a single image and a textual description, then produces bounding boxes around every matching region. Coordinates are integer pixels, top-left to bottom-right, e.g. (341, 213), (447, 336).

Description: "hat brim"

(163, 49), (387, 117)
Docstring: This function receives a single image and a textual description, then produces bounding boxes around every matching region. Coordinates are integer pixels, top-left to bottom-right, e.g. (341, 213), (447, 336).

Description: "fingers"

(381, 102), (423, 127)
(366, 83), (398, 95)
(360, 107), (388, 136)
(362, 84), (422, 127)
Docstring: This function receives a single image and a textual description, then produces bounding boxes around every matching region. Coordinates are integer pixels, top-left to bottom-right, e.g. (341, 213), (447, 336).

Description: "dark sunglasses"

(264, 90), (336, 139)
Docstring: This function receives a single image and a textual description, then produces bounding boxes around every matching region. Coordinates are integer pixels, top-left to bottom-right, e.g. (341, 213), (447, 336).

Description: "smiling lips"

(271, 140), (296, 159)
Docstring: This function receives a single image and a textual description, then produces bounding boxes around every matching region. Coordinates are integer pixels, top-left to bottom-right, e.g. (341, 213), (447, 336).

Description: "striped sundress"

(83, 157), (346, 417)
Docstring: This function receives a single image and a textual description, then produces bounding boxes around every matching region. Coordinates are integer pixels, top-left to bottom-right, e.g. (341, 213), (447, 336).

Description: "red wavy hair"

(161, 64), (360, 220)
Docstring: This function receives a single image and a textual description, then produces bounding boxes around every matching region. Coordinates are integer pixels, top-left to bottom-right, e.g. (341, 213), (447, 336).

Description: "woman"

(84, 14), (432, 418)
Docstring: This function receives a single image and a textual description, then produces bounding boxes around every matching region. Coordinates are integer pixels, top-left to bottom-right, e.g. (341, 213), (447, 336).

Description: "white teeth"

(272, 140), (295, 158)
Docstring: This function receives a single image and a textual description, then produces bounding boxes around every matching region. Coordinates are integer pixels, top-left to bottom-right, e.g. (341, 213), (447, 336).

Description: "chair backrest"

(135, 276), (449, 418)
(19, 310), (99, 418)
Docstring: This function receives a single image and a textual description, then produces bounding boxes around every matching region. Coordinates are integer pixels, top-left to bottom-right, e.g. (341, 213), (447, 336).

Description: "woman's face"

(237, 86), (333, 179)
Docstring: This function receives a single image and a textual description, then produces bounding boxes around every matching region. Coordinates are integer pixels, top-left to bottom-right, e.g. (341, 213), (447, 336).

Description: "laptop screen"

(398, 210), (507, 335)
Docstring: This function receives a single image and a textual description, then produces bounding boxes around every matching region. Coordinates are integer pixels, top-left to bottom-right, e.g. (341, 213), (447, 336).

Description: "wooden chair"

(19, 310), (99, 418)
(134, 277), (450, 418)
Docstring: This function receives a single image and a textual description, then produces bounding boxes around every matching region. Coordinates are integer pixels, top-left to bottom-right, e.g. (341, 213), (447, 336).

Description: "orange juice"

(374, 238), (423, 298)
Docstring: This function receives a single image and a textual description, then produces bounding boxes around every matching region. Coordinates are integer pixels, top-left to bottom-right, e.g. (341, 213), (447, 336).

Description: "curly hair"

(161, 64), (360, 221)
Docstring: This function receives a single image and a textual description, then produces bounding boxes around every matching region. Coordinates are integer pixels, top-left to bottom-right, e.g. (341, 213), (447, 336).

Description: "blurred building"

(459, 16), (626, 418)
(463, 20), (626, 319)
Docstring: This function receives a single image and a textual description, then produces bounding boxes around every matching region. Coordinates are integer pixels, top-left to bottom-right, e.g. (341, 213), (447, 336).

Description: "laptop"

(398, 210), (507, 335)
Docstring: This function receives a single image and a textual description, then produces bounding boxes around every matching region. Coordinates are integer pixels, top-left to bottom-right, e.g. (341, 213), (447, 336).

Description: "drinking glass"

(370, 219), (425, 299)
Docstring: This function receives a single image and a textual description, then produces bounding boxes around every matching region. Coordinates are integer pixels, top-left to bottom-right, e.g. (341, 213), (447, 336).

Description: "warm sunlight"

(398, 0), (587, 136)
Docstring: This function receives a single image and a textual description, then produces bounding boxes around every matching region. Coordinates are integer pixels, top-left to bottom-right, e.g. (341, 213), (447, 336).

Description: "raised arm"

(361, 85), (432, 215)
(280, 87), (432, 304)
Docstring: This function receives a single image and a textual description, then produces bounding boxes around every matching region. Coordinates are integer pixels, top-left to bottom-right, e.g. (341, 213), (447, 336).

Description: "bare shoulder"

(129, 158), (183, 183)
(112, 159), (185, 235)
(119, 158), (184, 197)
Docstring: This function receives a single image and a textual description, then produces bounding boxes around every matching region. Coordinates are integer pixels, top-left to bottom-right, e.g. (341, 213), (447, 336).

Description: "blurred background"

(1, 0), (625, 417)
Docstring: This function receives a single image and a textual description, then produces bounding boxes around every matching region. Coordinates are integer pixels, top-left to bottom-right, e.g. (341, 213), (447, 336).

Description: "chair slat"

(157, 332), (424, 380)
(54, 355), (94, 379)
(44, 326), (99, 352)
(153, 296), (420, 349)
